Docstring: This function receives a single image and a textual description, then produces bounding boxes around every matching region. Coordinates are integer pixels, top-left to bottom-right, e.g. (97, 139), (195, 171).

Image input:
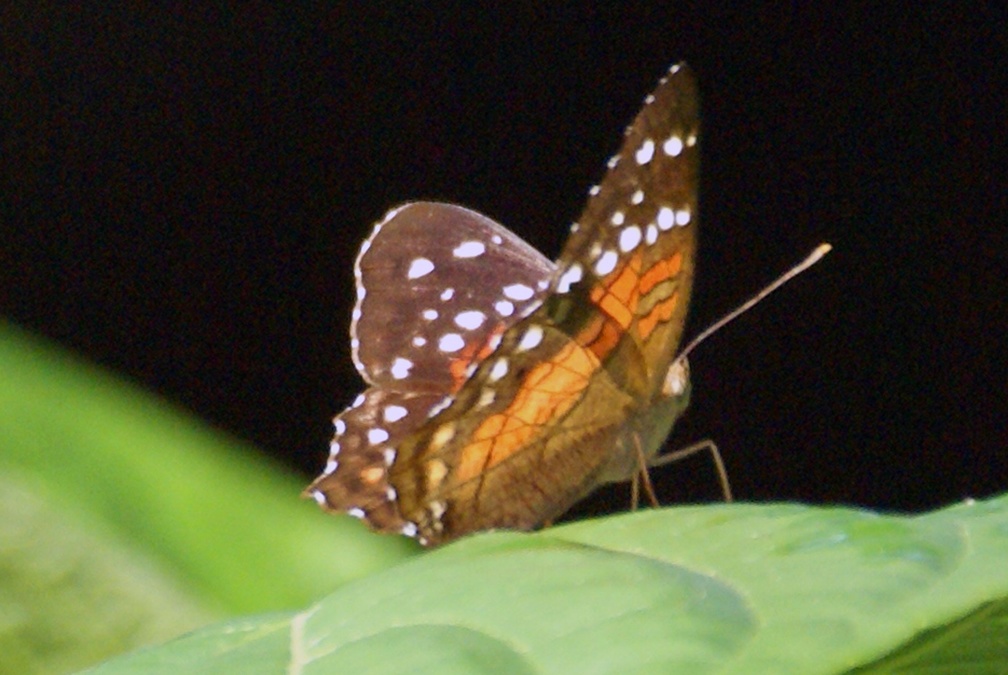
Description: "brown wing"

(389, 64), (701, 545)
(305, 202), (554, 534)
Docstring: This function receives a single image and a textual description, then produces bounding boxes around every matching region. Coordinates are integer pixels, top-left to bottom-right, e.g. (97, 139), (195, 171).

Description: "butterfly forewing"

(386, 64), (701, 544)
(555, 64), (699, 395)
(306, 202), (555, 533)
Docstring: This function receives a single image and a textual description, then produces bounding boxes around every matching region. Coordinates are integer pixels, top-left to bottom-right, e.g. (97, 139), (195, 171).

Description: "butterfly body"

(308, 63), (700, 546)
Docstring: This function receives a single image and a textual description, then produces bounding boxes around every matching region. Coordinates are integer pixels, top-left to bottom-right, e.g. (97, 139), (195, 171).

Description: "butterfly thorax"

(598, 357), (693, 485)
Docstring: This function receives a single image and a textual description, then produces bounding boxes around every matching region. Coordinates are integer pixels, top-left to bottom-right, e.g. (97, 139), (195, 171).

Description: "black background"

(3, 5), (1005, 522)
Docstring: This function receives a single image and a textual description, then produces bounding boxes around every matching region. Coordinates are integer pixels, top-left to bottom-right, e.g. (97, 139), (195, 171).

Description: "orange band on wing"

(448, 323), (507, 390)
(588, 253), (645, 330)
(637, 290), (682, 339)
(639, 251), (683, 296)
(580, 315), (623, 362)
(455, 339), (598, 484)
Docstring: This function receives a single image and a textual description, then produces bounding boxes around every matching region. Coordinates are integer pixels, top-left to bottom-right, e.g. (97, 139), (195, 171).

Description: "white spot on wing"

(407, 258), (435, 279)
(503, 283), (534, 301)
(635, 139), (655, 164)
(516, 325), (544, 352)
(427, 396), (452, 418)
(657, 206), (675, 231)
(438, 333), (465, 353)
(390, 357), (413, 380)
(495, 300), (515, 317)
(619, 226), (643, 253)
(334, 419), (347, 435)
(430, 424), (456, 450)
(367, 428), (389, 445)
(556, 263), (584, 294)
(663, 135), (684, 157)
(489, 358), (508, 382)
(324, 459), (338, 474)
(610, 211), (625, 226)
(429, 500), (447, 520)
(454, 310), (487, 330)
(477, 388), (496, 408)
(412, 335), (427, 347)
(453, 240), (486, 258)
(422, 309), (438, 320)
(631, 190), (644, 205)
(383, 405), (408, 422)
(440, 288), (454, 301)
(676, 208), (692, 226)
(645, 224), (659, 245)
(594, 250), (619, 276)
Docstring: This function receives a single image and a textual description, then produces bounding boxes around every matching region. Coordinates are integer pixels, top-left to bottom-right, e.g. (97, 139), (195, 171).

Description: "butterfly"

(307, 63), (701, 546)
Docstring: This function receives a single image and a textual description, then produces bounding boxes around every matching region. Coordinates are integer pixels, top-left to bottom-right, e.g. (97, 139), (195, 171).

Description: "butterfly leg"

(631, 434), (662, 509)
(649, 439), (733, 502)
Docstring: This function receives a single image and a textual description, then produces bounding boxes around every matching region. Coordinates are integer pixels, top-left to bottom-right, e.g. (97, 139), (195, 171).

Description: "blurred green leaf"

(0, 472), (212, 675)
(82, 495), (1008, 674)
(0, 321), (416, 672)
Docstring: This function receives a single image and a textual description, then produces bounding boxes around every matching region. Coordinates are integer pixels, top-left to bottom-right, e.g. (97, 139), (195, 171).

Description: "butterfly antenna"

(674, 243), (832, 365)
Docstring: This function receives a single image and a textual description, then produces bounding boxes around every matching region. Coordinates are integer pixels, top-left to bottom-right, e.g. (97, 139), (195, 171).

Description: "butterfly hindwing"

(306, 202), (555, 533)
(351, 202), (556, 392)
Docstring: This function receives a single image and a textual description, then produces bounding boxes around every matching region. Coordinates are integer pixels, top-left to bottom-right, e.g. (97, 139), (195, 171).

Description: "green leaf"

(5, 321), (1005, 673)
(0, 321), (417, 673)
(81, 495), (1008, 674)
(0, 471), (212, 675)
(849, 598), (1008, 674)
